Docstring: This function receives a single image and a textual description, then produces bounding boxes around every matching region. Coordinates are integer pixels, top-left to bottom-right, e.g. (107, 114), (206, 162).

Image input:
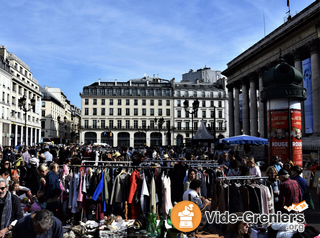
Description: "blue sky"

(1, 0), (315, 108)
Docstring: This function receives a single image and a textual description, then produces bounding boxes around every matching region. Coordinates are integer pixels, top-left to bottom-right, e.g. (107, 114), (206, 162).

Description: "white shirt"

(183, 189), (203, 209)
(44, 151), (53, 163)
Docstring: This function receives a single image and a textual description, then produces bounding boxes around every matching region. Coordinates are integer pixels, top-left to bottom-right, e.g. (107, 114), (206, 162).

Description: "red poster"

(268, 110), (290, 163)
(291, 109), (303, 166)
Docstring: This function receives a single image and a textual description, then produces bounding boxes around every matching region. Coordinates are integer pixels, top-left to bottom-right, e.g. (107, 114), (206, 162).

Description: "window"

(118, 99), (121, 105)
(186, 122), (190, 130)
(211, 101), (214, 107)
(150, 100), (154, 106)
(150, 109), (154, 116)
(84, 120), (89, 128)
(142, 99), (146, 106)
(202, 111), (206, 118)
(194, 121), (198, 130)
(186, 111), (189, 118)
(101, 120), (105, 128)
(93, 99), (97, 105)
(166, 109), (170, 116)
(93, 108), (97, 115)
(211, 111), (215, 118)
(126, 99), (130, 105)
(85, 108), (89, 115)
(202, 92), (205, 97)
(219, 101), (222, 107)
(158, 109), (162, 116)
(194, 111), (198, 118)
(117, 120), (122, 128)
(166, 100), (170, 106)
(42, 102), (45, 107)
(177, 91), (181, 97)
(158, 100), (162, 106)
(134, 99), (138, 105)
(109, 108), (113, 115)
(41, 121), (45, 129)
(142, 109), (146, 116)
(202, 101), (205, 107)
(150, 121), (155, 129)
(85, 99), (89, 105)
(177, 100), (181, 107)
(93, 120), (97, 128)
(110, 99), (113, 105)
(101, 99), (105, 105)
(14, 63), (17, 69)
(109, 120), (114, 128)
(118, 108), (121, 116)
(101, 108), (105, 115)
(193, 91), (197, 97)
(219, 122), (223, 130)
(126, 120), (130, 129)
(134, 109), (138, 116)
(219, 111), (222, 118)
(177, 110), (181, 118)
(142, 120), (146, 128)
(42, 110), (45, 117)
(211, 122), (215, 130)
(126, 108), (130, 116)
(134, 120), (138, 129)
(177, 122), (182, 130)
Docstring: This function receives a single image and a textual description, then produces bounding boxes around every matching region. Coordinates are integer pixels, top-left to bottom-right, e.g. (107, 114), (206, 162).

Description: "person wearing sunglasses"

(0, 177), (23, 238)
(227, 212), (251, 238)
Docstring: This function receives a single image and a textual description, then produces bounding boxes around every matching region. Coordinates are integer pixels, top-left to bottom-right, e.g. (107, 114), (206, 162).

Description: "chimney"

(98, 78), (101, 85)
(115, 79), (117, 86)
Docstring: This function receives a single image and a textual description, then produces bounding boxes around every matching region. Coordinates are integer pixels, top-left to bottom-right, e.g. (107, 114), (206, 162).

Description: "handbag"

(295, 179), (315, 210)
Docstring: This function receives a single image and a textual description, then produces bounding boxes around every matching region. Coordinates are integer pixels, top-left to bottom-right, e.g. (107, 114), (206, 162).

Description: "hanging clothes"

(128, 170), (140, 219)
(150, 176), (156, 214)
(140, 173), (149, 215)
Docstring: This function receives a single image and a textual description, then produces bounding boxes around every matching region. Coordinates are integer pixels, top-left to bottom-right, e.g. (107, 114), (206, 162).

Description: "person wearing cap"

(278, 168), (302, 213)
(247, 157), (261, 177)
(291, 165), (307, 197)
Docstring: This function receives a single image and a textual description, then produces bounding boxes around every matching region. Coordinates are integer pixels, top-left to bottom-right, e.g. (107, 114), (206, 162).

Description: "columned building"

(0, 46), (42, 147)
(222, 1), (320, 153)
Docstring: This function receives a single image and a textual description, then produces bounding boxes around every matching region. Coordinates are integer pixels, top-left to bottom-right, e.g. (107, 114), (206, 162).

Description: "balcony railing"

(81, 126), (227, 132)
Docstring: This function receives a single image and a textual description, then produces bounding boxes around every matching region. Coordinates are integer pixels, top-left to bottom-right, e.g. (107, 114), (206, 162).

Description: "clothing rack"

(217, 176), (268, 212)
(60, 164), (172, 169)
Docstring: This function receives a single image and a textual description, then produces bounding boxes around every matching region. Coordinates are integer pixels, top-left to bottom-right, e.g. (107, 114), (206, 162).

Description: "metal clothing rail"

(82, 160), (133, 164)
(59, 164), (172, 169)
(217, 176), (268, 180)
(147, 159), (217, 163)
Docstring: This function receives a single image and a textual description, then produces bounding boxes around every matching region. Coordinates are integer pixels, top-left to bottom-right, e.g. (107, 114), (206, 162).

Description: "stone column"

(30, 127), (33, 146)
(227, 84), (234, 137)
(258, 68), (266, 138)
(309, 39), (320, 136)
(97, 131), (101, 143)
(249, 73), (258, 136)
(113, 132), (118, 147)
(293, 48), (305, 136)
(241, 78), (250, 135)
(234, 83), (241, 135)
(13, 124), (17, 146)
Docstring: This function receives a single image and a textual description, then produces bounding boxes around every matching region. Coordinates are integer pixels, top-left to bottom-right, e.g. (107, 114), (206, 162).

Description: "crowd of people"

(0, 144), (312, 238)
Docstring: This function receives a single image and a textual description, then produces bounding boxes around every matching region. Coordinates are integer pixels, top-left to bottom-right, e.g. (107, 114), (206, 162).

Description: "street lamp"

(18, 96), (36, 147)
(183, 99), (199, 146)
(154, 117), (164, 147)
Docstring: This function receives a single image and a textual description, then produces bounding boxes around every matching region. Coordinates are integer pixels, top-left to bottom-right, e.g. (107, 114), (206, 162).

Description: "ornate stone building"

(222, 1), (320, 153)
